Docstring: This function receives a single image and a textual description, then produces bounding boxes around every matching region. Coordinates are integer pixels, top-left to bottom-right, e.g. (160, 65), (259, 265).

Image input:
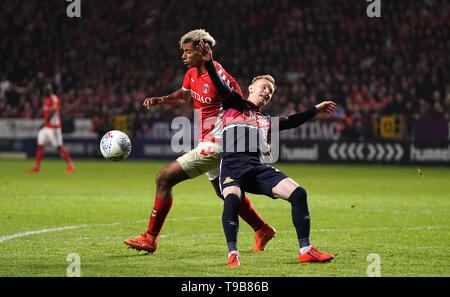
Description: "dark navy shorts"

(219, 155), (288, 198)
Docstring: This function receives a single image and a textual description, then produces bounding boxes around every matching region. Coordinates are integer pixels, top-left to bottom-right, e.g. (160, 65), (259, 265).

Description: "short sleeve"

(181, 70), (191, 91)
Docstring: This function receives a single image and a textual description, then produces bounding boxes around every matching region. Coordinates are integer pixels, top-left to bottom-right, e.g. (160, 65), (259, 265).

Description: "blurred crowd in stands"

(1, 0), (449, 140)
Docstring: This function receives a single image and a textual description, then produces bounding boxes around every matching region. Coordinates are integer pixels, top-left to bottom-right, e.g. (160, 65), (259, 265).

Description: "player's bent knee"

(222, 186), (241, 200)
(155, 168), (173, 189)
(155, 162), (189, 190)
(223, 193), (241, 209)
(288, 186), (307, 205)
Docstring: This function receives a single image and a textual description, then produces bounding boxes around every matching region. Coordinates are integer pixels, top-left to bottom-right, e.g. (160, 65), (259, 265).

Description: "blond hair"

(251, 74), (276, 90)
(179, 29), (216, 49)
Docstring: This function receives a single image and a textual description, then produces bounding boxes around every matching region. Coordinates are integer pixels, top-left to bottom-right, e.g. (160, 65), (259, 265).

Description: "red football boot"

(124, 232), (158, 253)
(251, 223), (276, 252)
(299, 246), (334, 263)
(227, 251), (240, 267)
(66, 164), (76, 174)
(26, 166), (40, 173)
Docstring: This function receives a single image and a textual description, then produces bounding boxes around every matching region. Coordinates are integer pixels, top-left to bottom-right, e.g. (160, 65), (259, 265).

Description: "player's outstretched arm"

(142, 88), (191, 109)
(278, 100), (336, 131)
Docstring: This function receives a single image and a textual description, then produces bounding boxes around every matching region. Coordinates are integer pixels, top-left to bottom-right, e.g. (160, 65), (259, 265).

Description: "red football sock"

(35, 145), (44, 167)
(238, 195), (265, 232)
(147, 196), (173, 237)
(58, 146), (73, 165)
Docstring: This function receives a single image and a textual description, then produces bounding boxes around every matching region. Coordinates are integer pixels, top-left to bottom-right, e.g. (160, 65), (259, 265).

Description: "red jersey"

(182, 61), (243, 143)
(42, 94), (62, 128)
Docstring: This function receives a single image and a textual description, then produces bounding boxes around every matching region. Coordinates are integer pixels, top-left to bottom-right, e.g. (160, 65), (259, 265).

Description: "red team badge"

(202, 83), (210, 94)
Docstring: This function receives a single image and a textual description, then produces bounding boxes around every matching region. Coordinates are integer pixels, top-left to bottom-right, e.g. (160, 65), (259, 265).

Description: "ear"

(248, 84), (254, 94)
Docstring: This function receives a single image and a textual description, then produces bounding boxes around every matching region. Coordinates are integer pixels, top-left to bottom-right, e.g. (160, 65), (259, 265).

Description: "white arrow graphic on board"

(394, 143), (404, 161)
(347, 143), (356, 160)
(356, 143), (365, 160)
(367, 144), (376, 160)
(328, 142), (404, 162)
(376, 143), (385, 161)
(338, 143), (348, 160)
(385, 143), (394, 161)
(329, 143), (338, 160)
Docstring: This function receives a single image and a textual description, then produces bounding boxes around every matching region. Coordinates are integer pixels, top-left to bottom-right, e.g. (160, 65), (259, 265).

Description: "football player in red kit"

(124, 29), (275, 253)
(27, 84), (75, 174)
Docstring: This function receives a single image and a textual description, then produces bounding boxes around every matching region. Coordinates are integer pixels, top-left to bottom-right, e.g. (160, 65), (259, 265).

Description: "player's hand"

(315, 100), (337, 114)
(143, 96), (166, 109)
(196, 40), (212, 62)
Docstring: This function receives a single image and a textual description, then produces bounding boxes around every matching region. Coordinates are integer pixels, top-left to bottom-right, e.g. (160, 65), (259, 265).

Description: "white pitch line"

(0, 225), (88, 243)
(0, 216), (219, 243)
(0, 216), (448, 243)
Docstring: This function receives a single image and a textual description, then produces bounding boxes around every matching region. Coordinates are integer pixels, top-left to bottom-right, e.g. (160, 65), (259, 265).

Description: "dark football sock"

(222, 193), (241, 252)
(288, 187), (311, 249)
(227, 241), (238, 253)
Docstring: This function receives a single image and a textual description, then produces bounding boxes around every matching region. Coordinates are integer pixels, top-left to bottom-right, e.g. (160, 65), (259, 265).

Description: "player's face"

(181, 42), (201, 68)
(248, 79), (274, 108)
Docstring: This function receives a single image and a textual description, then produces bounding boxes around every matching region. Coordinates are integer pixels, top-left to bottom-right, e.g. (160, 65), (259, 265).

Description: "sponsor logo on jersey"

(191, 90), (212, 104)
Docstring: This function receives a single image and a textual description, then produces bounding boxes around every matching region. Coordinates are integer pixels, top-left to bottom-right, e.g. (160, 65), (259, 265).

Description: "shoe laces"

(228, 253), (239, 264)
(308, 247), (324, 259)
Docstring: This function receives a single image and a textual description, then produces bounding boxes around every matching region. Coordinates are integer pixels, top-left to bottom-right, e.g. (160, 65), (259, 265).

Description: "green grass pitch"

(0, 159), (449, 277)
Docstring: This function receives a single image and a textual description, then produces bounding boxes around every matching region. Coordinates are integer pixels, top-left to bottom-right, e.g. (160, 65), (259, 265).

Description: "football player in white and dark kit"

(198, 40), (336, 266)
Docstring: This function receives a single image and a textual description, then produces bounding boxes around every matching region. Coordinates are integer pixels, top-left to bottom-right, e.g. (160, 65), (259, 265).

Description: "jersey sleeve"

(278, 106), (318, 131)
(181, 70), (192, 91)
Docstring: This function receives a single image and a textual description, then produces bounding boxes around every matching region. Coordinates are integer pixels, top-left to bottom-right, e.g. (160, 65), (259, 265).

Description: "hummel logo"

(223, 177), (234, 184)
(151, 209), (157, 217)
(191, 78), (195, 82)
